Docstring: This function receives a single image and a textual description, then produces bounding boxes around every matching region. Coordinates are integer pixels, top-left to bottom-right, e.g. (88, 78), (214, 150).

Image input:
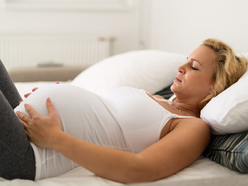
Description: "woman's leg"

(0, 59), (22, 109)
(0, 91), (35, 180)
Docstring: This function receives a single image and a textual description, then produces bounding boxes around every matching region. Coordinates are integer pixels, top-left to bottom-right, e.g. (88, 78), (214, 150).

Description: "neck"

(171, 98), (200, 117)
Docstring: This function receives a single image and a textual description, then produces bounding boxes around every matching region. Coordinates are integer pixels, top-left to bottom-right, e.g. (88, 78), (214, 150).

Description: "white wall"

(0, 0), (247, 64)
(0, 0), (143, 56)
(149, 0), (248, 55)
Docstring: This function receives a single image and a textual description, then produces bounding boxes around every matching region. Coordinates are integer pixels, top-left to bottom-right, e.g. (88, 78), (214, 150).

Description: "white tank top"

(14, 85), (194, 180)
(105, 87), (194, 153)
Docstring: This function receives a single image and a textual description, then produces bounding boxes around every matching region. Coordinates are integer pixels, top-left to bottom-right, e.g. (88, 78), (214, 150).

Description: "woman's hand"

(16, 97), (63, 149)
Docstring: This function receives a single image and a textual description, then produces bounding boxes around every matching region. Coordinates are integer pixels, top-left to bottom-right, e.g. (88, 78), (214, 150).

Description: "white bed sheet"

(0, 82), (247, 186)
(0, 156), (245, 186)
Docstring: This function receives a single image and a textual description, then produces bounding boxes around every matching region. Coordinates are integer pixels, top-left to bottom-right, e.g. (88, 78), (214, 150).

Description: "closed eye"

(191, 66), (198, 70)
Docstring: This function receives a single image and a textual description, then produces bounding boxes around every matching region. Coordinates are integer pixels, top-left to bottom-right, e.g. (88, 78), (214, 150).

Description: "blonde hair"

(199, 38), (248, 109)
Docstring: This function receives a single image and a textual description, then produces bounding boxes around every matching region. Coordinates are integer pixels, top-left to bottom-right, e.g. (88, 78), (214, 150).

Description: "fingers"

(23, 104), (39, 118)
(46, 98), (57, 117)
(16, 112), (32, 139)
(24, 93), (31, 98)
(24, 87), (39, 98)
(16, 111), (30, 129)
(19, 116), (29, 128)
(18, 98), (55, 118)
(32, 87), (39, 92)
(16, 105), (40, 132)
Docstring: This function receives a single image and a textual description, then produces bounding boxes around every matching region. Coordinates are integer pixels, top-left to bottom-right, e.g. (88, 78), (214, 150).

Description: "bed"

(1, 50), (248, 186)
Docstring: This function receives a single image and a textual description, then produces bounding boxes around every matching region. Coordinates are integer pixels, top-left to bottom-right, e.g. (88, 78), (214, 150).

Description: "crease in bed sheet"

(162, 156), (240, 182)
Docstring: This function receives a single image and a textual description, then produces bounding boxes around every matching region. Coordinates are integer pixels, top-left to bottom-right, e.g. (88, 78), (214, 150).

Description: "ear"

(209, 85), (214, 94)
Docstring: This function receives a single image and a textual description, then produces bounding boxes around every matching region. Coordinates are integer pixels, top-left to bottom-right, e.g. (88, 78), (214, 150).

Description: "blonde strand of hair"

(199, 38), (248, 109)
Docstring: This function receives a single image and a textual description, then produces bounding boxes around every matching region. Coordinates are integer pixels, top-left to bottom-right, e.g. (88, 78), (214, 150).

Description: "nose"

(177, 64), (185, 74)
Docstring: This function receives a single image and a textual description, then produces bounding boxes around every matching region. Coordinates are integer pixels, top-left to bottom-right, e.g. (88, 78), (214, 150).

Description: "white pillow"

(201, 67), (248, 135)
(72, 50), (186, 96)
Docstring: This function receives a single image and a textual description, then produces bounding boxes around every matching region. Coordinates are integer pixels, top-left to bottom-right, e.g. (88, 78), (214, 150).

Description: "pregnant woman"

(1, 38), (247, 183)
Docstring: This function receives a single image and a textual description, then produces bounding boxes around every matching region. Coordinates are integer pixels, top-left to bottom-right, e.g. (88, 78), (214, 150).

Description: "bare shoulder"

(173, 117), (210, 134)
(169, 117), (211, 148)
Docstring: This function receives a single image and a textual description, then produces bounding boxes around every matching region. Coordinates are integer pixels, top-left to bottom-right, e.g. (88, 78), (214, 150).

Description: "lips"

(174, 76), (182, 82)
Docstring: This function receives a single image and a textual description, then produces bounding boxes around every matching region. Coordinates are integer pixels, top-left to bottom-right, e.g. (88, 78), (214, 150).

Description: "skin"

(170, 45), (217, 117)
(16, 46), (217, 183)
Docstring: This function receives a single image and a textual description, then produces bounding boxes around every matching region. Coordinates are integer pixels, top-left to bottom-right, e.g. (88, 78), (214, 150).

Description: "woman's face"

(171, 45), (217, 101)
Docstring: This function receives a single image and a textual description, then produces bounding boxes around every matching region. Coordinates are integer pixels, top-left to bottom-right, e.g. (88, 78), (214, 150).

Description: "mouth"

(174, 76), (182, 82)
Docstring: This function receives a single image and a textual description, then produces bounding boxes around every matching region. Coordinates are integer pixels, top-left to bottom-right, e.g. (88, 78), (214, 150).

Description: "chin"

(170, 84), (176, 92)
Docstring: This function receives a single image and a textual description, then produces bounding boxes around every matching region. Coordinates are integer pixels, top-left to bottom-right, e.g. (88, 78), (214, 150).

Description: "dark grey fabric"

(0, 60), (35, 180)
(0, 59), (22, 109)
(154, 84), (173, 99)
(0, 91), (35, 180)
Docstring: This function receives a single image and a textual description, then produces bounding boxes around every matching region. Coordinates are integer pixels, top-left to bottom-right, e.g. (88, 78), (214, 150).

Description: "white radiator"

(0, 34), (113, 70)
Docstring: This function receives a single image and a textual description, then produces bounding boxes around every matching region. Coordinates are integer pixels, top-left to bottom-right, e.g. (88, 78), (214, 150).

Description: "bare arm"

(17, 98), (210, 183)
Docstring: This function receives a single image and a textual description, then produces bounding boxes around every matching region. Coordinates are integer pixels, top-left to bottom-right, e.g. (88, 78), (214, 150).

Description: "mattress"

(0, 155), (247, 186)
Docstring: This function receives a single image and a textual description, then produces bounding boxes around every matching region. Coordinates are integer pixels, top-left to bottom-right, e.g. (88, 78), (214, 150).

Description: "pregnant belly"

(14, 84), (127, 150)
